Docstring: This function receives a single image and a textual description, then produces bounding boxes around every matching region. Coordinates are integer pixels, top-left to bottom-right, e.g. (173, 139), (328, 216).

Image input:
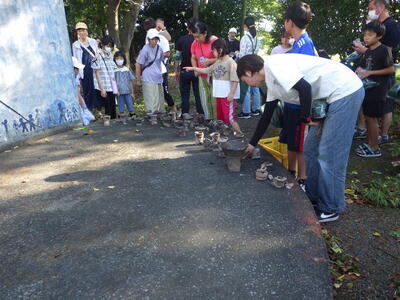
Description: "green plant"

(358, 176), (400, 208)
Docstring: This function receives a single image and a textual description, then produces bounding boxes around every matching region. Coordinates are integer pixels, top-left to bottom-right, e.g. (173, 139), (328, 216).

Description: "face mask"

(104, 46), (112, 53)
(116, 59), (124, 66)
(288, 38), (295, 46)
(368, 9), (379, 21)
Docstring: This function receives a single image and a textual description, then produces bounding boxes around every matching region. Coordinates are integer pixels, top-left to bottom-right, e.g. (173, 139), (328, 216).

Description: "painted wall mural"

(0, 0), (82, 148)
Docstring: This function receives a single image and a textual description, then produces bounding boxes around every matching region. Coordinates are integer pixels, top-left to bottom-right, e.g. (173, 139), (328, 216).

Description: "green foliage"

(358, 176), (400, 208)
(272, 0), (400, 59)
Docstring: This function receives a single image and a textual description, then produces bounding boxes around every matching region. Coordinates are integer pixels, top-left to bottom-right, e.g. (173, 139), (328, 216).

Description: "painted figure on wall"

(19, 118), (28, 133)
(58, 103), (67, 124)
(13, 120), (19, 133)
(1, 119), (9, 135)
(27, 114), (36, 131)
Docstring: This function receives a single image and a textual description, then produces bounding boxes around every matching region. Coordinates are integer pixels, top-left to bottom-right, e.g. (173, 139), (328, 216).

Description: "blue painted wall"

(0, 0), (82, 148)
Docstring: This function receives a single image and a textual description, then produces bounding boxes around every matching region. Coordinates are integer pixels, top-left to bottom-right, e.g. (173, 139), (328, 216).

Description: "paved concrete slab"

(0, 120), (332, 299)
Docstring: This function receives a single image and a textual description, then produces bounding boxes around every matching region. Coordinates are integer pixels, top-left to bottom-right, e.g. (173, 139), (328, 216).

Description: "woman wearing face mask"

(91, 35), (118, 120)
(72, 22), (101, 113)
(190, 21), (218, 119)
(237, 16), (261, 119)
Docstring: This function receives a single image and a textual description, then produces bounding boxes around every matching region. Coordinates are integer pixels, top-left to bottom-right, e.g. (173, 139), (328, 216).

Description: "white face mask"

(116, 59), (124, 66)
(288, 38), (295, 46)
(368, 9), (379, 21)
(104, 46), (112, 53)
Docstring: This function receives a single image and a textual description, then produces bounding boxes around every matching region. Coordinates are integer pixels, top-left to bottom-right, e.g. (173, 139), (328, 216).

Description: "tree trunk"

(193, 0), (200, 19)
(240, 0), (247, 38)
(107, 0), (121, 47)
(120, 0), (143, 66)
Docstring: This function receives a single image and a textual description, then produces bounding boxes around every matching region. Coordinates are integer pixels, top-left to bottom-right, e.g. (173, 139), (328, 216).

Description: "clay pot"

(221, 140), (247, 172)
(120, 114), (128, 125)
(103, 115), (111, 126)
(272, 176), (287, 188)
(194, 131), (205, 144)
(210, 132), (221, 144)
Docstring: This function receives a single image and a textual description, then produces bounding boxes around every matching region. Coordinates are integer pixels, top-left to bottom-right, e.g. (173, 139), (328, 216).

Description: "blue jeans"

(242, 86), (261, 114)
(117, 94), (134, 113)
(304, 87), (364, 214)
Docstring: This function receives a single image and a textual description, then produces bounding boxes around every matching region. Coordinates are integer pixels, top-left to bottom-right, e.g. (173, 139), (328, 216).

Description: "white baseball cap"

(228, 28), (237, 34)
(147, 28), (160, 40)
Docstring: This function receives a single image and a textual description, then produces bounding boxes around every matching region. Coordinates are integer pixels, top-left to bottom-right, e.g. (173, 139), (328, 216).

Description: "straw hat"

(75, 22), (88, 30)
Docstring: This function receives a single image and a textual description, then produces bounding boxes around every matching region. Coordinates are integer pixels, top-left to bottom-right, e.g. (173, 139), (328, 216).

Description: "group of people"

(70, 0), (399, 223)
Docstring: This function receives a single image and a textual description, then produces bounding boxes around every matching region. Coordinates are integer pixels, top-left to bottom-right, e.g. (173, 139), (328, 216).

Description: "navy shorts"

(279, 103), (307, 152)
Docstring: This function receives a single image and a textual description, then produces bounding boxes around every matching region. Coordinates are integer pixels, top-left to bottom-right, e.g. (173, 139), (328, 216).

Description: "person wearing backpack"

(135, 29), (166, 113)
(237, 16), (261, 119)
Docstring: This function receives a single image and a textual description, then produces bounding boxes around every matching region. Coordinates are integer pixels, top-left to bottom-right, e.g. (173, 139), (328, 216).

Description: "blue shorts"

(279, 103), (307, 152)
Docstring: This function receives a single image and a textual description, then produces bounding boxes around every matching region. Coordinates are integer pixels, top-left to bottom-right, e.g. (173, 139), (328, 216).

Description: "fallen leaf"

(93, 188), (100, 191)
(4, 150), (11, 153)
(372, 170), (382, 175)
(107, 186), (115, 189)
(73, 127), (87, 131)
(44, 138), (49, 142)
(21, 180), (29, 183)
(389, 231), (400, 239)
(372, 232), (382, 237)
(345, 197), (354, 204)
(333, 283), (342, 289)
(345, 188), (355, 196)
(337, 275), (345, 281)
(113, 139), (118, 142)
(87, 129), (94, 133)
(350, 170), (359, 175)
(345, 283), (354, 289)
(13, 146), (19, 149)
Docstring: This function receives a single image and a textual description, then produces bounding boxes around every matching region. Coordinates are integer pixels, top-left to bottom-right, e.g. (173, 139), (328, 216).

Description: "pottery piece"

(272, 176), (287, 188)
(221, 140), (247, 172)
(195, 131), (205, 144)
(103, 115), (111, 126)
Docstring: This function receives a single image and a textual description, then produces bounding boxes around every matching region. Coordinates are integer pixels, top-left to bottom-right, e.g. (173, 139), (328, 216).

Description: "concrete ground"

(0, 119), (332, 299)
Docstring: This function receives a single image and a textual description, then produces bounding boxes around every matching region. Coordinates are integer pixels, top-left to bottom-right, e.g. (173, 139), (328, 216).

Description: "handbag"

(100, 53), (119, 95)
(141, 45), (160, 74)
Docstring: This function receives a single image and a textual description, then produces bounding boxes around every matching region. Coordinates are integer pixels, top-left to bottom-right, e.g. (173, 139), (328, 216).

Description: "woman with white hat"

(72, 22), (100, 113)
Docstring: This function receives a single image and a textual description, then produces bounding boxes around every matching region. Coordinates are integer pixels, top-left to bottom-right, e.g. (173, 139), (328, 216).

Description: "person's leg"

(366, 116), (380, 150)
(250, 87), (261, 113)
(191, 74), (204, 114)
(304, 125), (321, 205)
(124, 94), (134, 113)
(381, 112), (392, 137)
(216, 98), (224, 121)
(316, 88), (364, 214)
(162, 72), (176, 109)
(357, 109), (366, 130)
(116, 95), (125, 114)
(157, 83), (166, 112)
(103, 91), (111, 116)
(296, 152), (306, 179)
(242, 87), (251, 114)
(106, 92), (117, 119)
(180, 71), (191, 114)
(381, 97), (394, 140)
(227, 99), (242, 134)
(142, 82), (157, 113)
(198, 77), (209, 118)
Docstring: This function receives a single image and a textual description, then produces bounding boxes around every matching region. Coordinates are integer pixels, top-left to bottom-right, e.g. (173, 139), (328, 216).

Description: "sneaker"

(251, 109), (261, 116)
(353, 128), (367, 139)
(297, 178), (306, 192)
(378, 135), (389, 145)
(317, 212), (339, 223)
(238, 112), (251, 119)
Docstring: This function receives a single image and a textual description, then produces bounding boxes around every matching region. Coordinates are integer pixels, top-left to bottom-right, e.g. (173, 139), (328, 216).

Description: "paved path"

(0, 120), (332, 299)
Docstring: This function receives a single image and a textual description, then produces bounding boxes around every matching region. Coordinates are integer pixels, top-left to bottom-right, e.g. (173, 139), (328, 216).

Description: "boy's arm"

(292, 78), (312, 123)
(227, 81), (238, 102)
(95, 69), (106, 97)
(358, 66), (394, 79)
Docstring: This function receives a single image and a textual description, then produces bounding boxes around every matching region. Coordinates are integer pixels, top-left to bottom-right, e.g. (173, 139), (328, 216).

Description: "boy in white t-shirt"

(237, 54), (364, 223)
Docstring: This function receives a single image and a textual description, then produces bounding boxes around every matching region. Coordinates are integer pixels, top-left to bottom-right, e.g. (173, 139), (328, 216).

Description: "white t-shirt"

(145, 32), (169, 74)
(264, 54), (363, 105)
(270, 45), (292, 55)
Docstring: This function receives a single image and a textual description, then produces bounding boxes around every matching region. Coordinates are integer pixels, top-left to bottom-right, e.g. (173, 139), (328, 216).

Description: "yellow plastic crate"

(258, 137), (289, 169)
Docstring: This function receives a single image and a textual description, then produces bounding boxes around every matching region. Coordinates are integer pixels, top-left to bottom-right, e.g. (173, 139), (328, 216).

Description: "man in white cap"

(225, 28), (240, 60)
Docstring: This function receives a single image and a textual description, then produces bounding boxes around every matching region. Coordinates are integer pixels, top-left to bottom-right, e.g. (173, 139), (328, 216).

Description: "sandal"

(356, 143), (382, 158)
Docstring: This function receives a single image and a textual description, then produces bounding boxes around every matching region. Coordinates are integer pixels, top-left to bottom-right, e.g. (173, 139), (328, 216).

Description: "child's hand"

(136, 79), (142, 87)
(227, 94), (234, 102)
(100, 89), (107, 98)
(116, 93), (120, 97)
(358, 70), (370, 79)
(241, 144), (255, 159)
(131, 93), (135, 99)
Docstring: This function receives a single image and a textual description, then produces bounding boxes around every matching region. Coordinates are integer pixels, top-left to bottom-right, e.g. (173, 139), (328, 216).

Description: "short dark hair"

(374, 0), (390, 9)
(236, 55), (264, 79)
(211, 39), (228, 57)
(285, 1), (313, 29)
(363, 20), (386, 37)
(113, 50), (126, 65)
(280, 27), (289, 38)
(187, 17), (197, 32)
(101, 35), (114, 48)
(143, 18), (156, 32)
(192, 21), (212, 43)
